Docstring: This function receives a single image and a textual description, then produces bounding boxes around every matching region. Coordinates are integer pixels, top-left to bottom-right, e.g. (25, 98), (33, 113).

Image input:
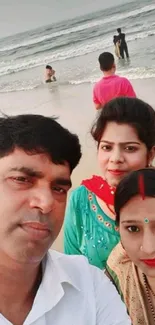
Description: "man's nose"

(29, 187), (54, 214)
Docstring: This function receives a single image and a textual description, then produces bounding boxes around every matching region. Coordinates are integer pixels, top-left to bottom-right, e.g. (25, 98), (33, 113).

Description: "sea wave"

(70, 67), (155, 85)
(0, 20), (104, 53)
(0, 3), (154, 53)
(0, 78), (42, 93)
(1, 66), (155, 93)
(0, 28), (154, 77)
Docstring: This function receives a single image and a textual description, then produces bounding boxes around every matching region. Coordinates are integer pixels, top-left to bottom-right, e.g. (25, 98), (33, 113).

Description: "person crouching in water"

(117, 28), (129, 59)
(45, 65), (57, 83)
(113, 35), (121, 59)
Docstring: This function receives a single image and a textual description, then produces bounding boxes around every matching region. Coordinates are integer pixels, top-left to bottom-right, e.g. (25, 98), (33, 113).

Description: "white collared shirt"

(0, 250), (131, 325)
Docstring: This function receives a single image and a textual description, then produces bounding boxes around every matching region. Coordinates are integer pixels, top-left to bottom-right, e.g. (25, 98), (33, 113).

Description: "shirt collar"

(24, 250), (80, 325)
(49, 250), (81, 292)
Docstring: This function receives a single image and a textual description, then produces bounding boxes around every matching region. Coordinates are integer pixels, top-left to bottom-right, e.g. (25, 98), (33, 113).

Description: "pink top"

(93, 75), (136, 106)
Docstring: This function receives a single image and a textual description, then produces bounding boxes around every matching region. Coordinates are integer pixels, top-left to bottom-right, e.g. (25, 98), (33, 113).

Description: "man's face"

(0, 148), (71, 264)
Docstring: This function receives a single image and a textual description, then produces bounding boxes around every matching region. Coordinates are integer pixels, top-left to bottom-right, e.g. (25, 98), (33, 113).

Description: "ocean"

(0, 0), (155, 93)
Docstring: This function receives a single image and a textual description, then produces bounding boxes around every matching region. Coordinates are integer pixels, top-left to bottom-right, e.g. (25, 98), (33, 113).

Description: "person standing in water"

(113, 35), (121, 59)
(117, 28), (129, 59)
(45, 65), (57, 83)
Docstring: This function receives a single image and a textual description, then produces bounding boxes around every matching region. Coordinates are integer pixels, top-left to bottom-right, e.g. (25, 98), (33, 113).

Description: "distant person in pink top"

(93, 52), (136, 110)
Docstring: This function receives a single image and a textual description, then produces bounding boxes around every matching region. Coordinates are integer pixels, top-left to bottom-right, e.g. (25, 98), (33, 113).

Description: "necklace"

(142, 273), (155, 322)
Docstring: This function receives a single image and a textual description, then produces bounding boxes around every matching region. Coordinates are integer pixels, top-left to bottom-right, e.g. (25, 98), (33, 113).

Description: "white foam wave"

(0, 4), (154, 53)
(70, 67), (155, 85)
(0, 20), (103, 53)
(0, 27), (154, 77)
(105, 4), (155, 25)
(1, 66), (155, 93)
(120, 67), (155, 80)
(0, 78), (41, 93)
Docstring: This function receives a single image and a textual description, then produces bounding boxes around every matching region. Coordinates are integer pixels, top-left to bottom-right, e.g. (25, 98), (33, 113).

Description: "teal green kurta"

(64, 185), (120, 269)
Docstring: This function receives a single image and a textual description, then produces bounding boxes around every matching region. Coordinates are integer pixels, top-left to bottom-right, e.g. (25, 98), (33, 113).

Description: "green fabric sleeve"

(63, 188), (82, 255)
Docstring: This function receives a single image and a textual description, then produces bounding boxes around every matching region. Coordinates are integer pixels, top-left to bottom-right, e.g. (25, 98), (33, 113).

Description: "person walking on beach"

(0, 114), (131, 325)
(117, 28), (129, 59)
(45, 64), (57, 83)
(93, 52), (136, 110)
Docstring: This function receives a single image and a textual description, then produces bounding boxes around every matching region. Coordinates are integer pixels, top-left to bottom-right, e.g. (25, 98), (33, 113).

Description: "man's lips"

(20, 222), (51, 240)
(108, 170), (126, 176)
(21, 222), (50, 230)
(140, 259), (155, 267)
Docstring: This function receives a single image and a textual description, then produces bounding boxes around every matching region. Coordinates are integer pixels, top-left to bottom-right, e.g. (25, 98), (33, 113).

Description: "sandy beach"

(0, 77), (155, 250)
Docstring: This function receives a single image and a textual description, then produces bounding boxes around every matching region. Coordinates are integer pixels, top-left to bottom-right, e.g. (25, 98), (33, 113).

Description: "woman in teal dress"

(64, 97), (155, 269)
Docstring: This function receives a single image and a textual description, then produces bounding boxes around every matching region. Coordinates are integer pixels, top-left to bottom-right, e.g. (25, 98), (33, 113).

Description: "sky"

(0, 0), (135, 38)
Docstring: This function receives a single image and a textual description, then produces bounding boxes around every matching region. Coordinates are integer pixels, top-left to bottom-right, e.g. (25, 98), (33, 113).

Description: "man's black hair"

(0, 114), (82, 172)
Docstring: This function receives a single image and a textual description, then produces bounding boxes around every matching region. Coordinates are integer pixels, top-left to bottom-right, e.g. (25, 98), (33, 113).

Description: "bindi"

(144, 218), (149, 224)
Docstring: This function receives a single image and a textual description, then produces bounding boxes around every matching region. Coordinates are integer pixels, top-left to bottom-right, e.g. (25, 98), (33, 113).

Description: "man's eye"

(11, 177), (30, 183)
(52, 186), (67, 194)
(127, 226), (140, 233)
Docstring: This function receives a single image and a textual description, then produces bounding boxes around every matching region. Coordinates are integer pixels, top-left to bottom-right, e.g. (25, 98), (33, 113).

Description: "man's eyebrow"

(53, 178), (72, 188)
(9, 167), (44, 178)
(9, 167), (72, 187)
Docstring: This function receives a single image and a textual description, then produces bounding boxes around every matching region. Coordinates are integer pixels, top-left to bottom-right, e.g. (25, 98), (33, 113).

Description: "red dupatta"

(81, 175), (116, 205)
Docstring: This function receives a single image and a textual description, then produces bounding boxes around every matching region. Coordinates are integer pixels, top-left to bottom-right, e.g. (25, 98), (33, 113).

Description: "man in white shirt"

(0, 114), (131, 325)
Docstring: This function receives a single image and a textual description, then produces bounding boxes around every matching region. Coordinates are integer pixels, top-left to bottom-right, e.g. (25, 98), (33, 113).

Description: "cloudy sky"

(0, 0), (135, 37)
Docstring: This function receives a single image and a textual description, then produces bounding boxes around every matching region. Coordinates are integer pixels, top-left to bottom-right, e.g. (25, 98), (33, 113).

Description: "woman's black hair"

(115, 168), (155, 224)
(91, 97), (155, 150)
